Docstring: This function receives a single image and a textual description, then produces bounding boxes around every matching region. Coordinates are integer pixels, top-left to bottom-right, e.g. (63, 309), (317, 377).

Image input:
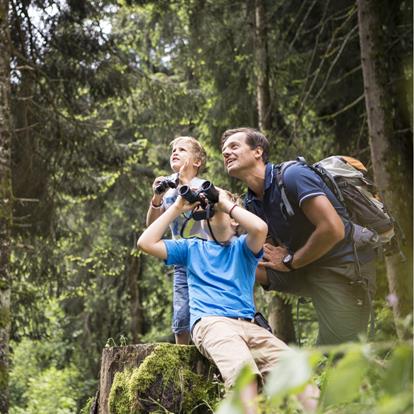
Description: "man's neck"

(238, 163), (266, 199)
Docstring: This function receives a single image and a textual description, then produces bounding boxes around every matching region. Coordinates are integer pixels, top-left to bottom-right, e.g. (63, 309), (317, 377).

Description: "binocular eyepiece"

(154, 175), (178, 195)
(179, 181), (219, 206)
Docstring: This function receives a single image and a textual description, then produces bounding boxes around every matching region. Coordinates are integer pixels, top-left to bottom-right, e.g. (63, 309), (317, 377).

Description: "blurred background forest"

(0, 0), (412, 412)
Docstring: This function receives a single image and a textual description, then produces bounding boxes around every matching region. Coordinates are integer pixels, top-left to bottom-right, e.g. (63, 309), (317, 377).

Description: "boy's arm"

(219, 197), (268, 254)
(138, 196), (196, 259)
(139, 204), (181, 259)
(146, 162), (197, 226)
(146, 177), (166, 226)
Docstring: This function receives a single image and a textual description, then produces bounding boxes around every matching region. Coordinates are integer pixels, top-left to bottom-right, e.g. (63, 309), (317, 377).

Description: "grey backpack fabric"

(276, 156), (397, 252)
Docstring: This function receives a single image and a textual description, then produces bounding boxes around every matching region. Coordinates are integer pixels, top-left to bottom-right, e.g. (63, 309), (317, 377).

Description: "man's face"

(222, 132), (259, 177)
(170, 141), (199, 172)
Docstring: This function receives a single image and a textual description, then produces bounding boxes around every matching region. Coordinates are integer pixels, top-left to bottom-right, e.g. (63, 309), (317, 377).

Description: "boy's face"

(170, 140), (201, 173)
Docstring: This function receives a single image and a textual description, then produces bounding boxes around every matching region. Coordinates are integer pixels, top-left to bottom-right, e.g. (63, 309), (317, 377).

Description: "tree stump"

(94, 343), (221, 414)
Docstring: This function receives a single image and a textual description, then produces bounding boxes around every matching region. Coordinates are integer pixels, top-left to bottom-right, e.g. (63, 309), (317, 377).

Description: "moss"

(108, 344), (221, 414)
(109, 369), (133, 414)
(0, 306), (10, 329)
(80, 396), (96, 414)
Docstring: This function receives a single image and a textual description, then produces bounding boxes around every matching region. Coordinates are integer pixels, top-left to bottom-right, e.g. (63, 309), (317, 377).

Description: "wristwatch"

(282, 254), (295, 270)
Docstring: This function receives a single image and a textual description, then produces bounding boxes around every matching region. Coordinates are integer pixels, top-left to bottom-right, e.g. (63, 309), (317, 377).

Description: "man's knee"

(263, 268), (308, 296)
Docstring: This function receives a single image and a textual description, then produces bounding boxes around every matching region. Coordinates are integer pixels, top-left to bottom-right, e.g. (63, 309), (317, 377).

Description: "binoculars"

(154, 175), (179, 195)
(179, 181), (219, 220)
(179, 181), (219, 206)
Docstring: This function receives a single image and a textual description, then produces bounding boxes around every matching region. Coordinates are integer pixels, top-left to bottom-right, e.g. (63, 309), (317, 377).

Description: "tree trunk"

(127, 252), (144, 343)
(0, 0), (12, 411)
(357, 0), (411, 336)
(254, 0), (272, 132)
(267, 294), (296, 344)
(95, 344), (219, 414)
(254, 0), (296, 344)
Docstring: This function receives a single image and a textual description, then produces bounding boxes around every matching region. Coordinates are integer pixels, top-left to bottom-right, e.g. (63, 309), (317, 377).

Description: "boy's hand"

(150, 176), (167, 207)
(215, 188), (232, 213)
(173, 195), (200, 213)
(152, 176), (167, 194)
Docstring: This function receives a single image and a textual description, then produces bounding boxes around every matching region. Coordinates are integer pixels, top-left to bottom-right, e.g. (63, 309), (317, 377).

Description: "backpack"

(276, 155), (401, 256)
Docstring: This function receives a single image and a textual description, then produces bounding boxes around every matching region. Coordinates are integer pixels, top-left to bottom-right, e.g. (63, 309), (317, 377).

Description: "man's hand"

(258, 243), (291, 272)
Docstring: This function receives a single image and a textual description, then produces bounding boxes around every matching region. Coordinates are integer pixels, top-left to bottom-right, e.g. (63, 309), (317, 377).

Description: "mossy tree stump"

(95, 343), (221, 414)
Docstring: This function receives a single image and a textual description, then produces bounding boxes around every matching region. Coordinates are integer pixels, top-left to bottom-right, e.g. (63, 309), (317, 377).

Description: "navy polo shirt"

(245, 162), (355, 267)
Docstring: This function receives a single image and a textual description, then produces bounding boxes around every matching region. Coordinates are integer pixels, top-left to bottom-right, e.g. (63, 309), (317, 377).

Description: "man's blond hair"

(170, 136), (207, 172)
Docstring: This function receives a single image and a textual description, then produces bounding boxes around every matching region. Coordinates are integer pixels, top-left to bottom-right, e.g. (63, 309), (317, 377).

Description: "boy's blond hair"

(170, 136), (207, 173)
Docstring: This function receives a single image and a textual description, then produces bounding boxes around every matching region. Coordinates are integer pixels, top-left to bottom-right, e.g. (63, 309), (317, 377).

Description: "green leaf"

(382, 343), (413, 395)
(264, 348), (312, 398)
(215, 398), (244, 414)
(321, 348), (369, 408)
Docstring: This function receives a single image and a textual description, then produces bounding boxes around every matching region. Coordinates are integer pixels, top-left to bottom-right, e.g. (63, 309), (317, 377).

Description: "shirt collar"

(246, 163), (274, 202)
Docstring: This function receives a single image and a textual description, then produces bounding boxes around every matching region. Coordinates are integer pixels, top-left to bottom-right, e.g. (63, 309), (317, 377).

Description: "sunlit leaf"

(264, 348), (312, 397)
(320, 348), (369, 408)
(382, 343), (413, 395)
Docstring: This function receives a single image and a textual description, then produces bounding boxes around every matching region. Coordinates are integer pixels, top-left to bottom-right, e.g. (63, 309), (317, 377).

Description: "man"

(221, 127), (376, 345)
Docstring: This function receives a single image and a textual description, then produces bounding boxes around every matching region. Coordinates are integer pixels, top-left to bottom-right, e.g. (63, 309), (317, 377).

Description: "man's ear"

(254, 146), (263, 160)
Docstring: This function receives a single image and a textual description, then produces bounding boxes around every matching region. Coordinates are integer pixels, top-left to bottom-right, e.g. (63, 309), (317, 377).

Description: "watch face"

(283, 254), (293, 265)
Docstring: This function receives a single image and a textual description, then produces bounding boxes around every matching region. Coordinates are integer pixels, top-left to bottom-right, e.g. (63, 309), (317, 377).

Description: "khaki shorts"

(192, 316), (289, 388)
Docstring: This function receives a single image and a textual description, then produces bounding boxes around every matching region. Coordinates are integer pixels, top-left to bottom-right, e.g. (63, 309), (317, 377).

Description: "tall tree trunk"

(357, 0), (412, 337)
(254, 0), (296, 344)
(0, 0), (12, 411)
(254, 0), (272, 133)
(128, 252), (144, 343)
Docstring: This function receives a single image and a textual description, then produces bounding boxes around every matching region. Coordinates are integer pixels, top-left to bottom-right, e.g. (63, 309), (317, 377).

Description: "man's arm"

(260, 195), (344, 271)
(292, 195), (344, 267)
(219, 197), (268, 254)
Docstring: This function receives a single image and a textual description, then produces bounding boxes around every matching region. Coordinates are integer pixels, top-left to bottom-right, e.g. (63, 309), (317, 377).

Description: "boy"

(146, 136), (208, 344)
(138, 182), (292, 414)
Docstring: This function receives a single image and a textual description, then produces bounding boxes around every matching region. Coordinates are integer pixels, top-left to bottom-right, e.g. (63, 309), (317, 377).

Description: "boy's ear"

(230, 220), (239, 232)
(193, 158), (202, 169)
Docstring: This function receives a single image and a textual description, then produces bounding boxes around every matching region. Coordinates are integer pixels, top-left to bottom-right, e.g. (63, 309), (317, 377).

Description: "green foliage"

(7, 0), (413, 411)
(215, 341), (413, 414)
(320, 348), (370, 407)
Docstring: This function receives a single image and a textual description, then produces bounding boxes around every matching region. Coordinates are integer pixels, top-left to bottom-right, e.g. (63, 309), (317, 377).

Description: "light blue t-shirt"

(163, 176), (208, 240)
(164, 234), (263, 329)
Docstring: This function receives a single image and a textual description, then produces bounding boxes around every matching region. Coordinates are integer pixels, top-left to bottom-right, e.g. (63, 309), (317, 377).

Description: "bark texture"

(254, 0), (272, 132)
(0, 0), (12, 412)
(254, 0), (296, 344)
(357, 0), (412, 335)
(127, 254), (144, 343)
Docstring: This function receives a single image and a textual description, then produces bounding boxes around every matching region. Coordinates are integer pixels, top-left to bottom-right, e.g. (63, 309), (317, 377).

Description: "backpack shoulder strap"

(274, 158), (305, 218)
